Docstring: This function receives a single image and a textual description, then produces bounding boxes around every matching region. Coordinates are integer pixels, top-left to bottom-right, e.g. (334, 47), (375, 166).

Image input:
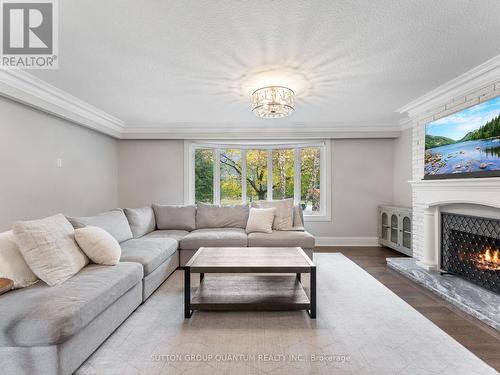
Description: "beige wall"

(118, 140), (184, 208)
(117, 138), (396, 238)
(0, 97), (119, 231)
(305, 138), (394, 237)
(392, 127), (412, 207)
(1, 95), (408, 239)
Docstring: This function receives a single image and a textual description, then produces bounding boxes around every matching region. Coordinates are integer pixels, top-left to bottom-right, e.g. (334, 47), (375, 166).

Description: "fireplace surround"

(441, 213), (500, 294)
(411, 177), (500, 271)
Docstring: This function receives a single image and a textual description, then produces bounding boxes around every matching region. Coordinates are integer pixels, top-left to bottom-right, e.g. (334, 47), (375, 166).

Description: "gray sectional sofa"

(0, 203), (314, 375)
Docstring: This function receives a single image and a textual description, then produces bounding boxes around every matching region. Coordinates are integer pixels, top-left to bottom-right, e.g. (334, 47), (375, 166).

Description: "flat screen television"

(424, 95), (500, 179)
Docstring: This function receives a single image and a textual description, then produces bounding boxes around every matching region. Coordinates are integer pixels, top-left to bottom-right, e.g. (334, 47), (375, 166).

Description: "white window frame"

(184, 140), (331, 222)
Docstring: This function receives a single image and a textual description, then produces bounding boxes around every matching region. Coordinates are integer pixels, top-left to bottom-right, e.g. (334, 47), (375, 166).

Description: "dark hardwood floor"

(315, 246), (500, 372)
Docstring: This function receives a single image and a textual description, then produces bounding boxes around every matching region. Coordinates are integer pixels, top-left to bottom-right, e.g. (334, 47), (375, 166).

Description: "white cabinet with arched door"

(378, 205), (412, 256)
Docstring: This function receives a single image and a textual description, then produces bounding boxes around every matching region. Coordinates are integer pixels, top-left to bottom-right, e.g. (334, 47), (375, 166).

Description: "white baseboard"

(315, 236), (380, 247)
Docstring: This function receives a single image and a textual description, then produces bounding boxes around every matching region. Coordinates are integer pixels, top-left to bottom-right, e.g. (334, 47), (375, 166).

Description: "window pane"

(272, 149), (294, 200)
(246, 149), (268, 202)
(220, 149), (242, 205)
(195, 149), (214, 204)
(300, 148), (321, 212)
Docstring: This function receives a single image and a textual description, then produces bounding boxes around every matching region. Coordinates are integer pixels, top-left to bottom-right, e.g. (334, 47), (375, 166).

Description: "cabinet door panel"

(390, 214), (398, 244)
(381, 212), (389, 240)
(402, 216), (411, 249)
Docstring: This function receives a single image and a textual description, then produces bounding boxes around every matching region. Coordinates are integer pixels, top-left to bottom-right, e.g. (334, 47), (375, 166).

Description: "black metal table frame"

(184, 266), (316, 319)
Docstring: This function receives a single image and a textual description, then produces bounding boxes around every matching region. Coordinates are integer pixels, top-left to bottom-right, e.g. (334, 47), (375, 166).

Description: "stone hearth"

(387, 257), (500, 331)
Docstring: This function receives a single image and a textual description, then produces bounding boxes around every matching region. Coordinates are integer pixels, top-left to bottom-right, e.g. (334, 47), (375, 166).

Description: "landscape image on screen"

(425, 96), (500, 178)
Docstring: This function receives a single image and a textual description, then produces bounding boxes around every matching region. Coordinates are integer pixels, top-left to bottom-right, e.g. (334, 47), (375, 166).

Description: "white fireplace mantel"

(410, 177), (500, 270)
(411, 177), (500, 209)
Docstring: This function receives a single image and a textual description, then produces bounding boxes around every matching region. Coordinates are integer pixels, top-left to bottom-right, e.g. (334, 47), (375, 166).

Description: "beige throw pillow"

(75, 226), (121, 265)
(0, 230), (38, 289)
(246, 208), (276, 234)
(13, 214), (88, 286)
(253, 198), (294, 230)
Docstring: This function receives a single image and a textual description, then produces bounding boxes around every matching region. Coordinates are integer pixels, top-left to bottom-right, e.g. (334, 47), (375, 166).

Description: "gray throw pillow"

(153, 204), (196, 231)
(124, 206), (156, 238)
(67, 209), (133, 243)
(292, 205), (305, 231)
(196, 203), (249, 229)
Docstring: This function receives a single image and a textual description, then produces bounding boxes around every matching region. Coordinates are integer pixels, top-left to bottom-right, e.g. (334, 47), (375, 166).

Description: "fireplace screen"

(441, 213), (499, 294)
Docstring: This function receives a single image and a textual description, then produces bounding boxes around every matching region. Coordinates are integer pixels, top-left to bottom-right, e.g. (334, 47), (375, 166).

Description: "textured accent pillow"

(0, 230), (38, 289)
(124, 206), (156, 238)
(13, 214), (89, 286)
(153, 204), (196, 231)
(74, 226), (121, 265)
(252, 199), (294, 230)
(246, 208), (276, 234)
(68, 209), (133, 243)
(196, 203), (249, 229)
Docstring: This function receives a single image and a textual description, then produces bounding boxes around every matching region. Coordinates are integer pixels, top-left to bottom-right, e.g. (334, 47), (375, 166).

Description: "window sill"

(304, 214), (331, 222)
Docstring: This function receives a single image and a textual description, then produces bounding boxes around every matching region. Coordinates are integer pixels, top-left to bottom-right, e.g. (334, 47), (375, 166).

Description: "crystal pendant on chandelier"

(251, 86), (295, 118)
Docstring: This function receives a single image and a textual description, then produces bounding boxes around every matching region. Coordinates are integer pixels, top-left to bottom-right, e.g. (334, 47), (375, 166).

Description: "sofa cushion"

(124, 206), (156, 238)
(153, 204), (196, 231)
(13, 214), (89, 286)
(0, 262), (143, 346)
(68, 209), (133, 243)
(196, 203), (249, 229)
(180, 228), (247, 250)
(144, 229), (189, 241)
(247, 230), (315, 248)
(120, 237), (178, 275)
(0, 230), (38, 289)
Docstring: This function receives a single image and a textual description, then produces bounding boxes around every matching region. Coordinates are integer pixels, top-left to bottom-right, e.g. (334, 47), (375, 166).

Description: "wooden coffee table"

(184, 247), (316, 319)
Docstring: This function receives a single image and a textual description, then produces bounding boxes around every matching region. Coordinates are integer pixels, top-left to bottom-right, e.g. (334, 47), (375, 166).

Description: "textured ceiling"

(32, 0), (500, 129)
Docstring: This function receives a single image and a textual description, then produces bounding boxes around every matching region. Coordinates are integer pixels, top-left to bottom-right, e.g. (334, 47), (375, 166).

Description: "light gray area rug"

(77, 253), (497, 375)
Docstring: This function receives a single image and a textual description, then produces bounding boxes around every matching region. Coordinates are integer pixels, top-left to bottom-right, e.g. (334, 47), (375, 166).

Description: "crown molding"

(0, 70), (404, 139)
(122, 122), (401, 139)
(0, 69), (125, 138)
(396, 54), (500, 118)
(398, 116), (413, 131)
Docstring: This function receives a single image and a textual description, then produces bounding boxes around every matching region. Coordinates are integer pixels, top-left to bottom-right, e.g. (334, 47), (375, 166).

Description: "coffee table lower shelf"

(188, 275), (311, 312)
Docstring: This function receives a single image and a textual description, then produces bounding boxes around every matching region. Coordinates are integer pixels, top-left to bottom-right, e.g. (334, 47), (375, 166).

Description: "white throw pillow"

(0, 230), (38, 289)
(13, 214), (89, 286)
(246, 208), (276, 234)
(75, 226), (121, 265)
(252, 198), (294, 230)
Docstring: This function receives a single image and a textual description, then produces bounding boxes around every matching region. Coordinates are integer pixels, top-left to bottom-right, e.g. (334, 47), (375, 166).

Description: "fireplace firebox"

(441, 213), (500, 294)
